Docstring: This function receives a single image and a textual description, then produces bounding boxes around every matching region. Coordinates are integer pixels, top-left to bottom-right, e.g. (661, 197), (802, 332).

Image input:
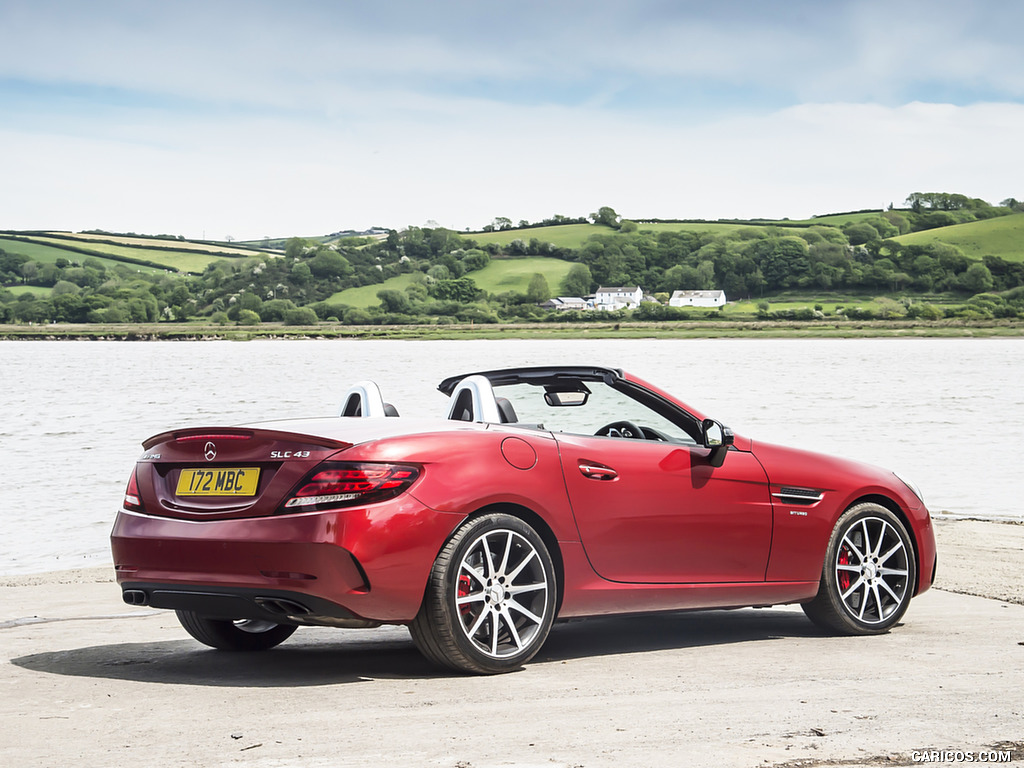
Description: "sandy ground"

(1, 518), (1021, 768)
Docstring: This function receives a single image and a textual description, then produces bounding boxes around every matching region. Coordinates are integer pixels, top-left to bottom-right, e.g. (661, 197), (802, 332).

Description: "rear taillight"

(123, 469), (144, 512)
(280, 462), (420, 512)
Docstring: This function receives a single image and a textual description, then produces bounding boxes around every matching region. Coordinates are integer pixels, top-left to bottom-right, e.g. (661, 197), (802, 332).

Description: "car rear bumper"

(119, 581), (382, 628)
(110, 496), (464, 623)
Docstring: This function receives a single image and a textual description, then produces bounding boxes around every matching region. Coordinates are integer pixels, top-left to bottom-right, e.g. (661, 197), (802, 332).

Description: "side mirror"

(701, 419), (734, 467)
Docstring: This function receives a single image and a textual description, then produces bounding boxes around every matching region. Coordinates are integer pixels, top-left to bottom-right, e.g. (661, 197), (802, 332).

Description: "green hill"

(0, 237), (166, 274)
(5, 196), (1023, 328)
(785, 211), (884, 226)
(467, 219), (850, 251)
(893, 213), (1024, 262)
(5, 285), (53, 298)
(327, 272), (421, 307)
(327, 257), (576, 308)
(633, 222), (769, 236)
(466, 257), (574, 294)
(467, 223), (609, 248)
(0, 231), (276, 273)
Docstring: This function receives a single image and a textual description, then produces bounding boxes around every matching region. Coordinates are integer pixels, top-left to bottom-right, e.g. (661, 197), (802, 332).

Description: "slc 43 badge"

(270, 450), (312, 459)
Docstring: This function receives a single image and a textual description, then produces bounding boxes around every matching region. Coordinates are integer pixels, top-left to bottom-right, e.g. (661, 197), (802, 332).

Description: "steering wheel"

(595, 420), (645, 439)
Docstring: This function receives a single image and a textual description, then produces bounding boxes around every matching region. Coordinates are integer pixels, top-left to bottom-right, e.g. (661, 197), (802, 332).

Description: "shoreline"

(3, 319), (1024, 340)
(2, 516), (1021, 768)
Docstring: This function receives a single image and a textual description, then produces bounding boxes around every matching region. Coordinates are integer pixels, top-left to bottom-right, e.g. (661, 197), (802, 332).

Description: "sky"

(1, 0), (1023, 240)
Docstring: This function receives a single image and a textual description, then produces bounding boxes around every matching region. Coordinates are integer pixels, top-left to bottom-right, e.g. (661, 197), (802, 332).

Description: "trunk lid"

(135, 427), (350, 520)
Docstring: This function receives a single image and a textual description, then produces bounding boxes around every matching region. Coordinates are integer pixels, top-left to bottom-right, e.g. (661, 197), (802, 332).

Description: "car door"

(556, 433), (773, 584)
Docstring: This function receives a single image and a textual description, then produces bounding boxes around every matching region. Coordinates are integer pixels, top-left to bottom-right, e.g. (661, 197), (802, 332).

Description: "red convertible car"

(112, 366), (936, 674)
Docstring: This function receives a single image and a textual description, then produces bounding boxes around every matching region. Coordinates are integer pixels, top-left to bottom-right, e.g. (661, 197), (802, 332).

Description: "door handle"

(578, 462), (618, 480)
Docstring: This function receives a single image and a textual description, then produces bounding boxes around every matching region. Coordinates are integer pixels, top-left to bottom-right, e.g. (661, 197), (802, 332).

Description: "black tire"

(802, 502), (916, 635)
(410, 513), (557, 674)
(175, 610), (297, 651)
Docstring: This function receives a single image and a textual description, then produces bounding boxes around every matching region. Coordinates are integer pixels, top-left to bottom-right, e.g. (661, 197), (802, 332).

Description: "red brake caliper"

(838, 546), (852, 591)
(457, 574), (473, 617)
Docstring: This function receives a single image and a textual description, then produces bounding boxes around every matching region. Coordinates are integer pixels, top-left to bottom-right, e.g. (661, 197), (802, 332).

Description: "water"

(1, 338), (1021, 575)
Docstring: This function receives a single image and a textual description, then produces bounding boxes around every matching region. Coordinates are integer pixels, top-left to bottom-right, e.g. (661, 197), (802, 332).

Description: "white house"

(594, 286), (643, 311)
(669, 289), (727, 308)
(540, 296), (590, 311)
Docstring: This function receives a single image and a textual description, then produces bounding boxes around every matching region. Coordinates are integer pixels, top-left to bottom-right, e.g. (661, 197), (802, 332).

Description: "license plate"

(176, 468), (260, 496)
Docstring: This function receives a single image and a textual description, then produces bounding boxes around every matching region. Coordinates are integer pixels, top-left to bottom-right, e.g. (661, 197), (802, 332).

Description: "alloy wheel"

(454, 528), (550, 659)
(834, 516), (910, 624)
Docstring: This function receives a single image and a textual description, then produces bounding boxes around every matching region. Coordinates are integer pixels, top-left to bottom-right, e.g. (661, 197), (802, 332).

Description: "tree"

(284, 237), (307, 259)
(881, 211), (911, 235)
(259, 298), (298, 322)
(526, 273), (551, 303)
(461, 249), (490, 272)
(308, 249), (352, 279)
(343, 307), (372, 324)
(590, 206), (621, 228)
(282, 307), (319, 325)
(429, 277), (480, 303)
(427, 264), (451, 280)
(50, 293), (87, 323)
(906, 303), (944, 320)
(961, 263), (994, 293)
(844, 222), (881, 245)
(51, 280), (80, 296)
(696, 261), (715, 290)
(377, 289), (411, 313)
(560, 263), (593, 296)
(290, 261), (312, 285)
(20, 261), (39, 282)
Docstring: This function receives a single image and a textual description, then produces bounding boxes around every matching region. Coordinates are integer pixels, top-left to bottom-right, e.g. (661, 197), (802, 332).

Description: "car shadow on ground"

(537, 606), (824, 665)
(10, 607), (826, 687)
(10, 625), (430, 687)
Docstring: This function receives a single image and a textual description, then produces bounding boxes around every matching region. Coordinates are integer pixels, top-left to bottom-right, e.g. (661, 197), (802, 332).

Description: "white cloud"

(3, 99), (1021, 238)
(1, 1), (1022, 237)
(3, 1), (1023, 111)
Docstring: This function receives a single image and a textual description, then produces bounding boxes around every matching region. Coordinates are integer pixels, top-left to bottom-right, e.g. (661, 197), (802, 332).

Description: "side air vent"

(772, 487), (824, 505)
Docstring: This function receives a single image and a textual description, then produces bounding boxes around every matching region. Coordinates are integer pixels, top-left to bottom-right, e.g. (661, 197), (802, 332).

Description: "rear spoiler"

(142, 427), (351, 451)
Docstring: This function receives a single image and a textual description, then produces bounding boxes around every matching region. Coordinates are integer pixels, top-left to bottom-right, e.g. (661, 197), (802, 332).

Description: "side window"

(494, 382), (697, 445)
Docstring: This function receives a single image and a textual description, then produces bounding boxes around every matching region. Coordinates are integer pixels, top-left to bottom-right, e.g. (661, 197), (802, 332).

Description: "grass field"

(466, 224), (611, 248)
(723, 296), (966, 317)
(0, 238), (166, 274)
(785, 211), (883, 226)
(26, 236), (243, 273)
(3, 285), (53, 297)
(326, 272), (421, 307)
(893, 213), (1024, 261)
(725, 299), (874, 315)
(4, 319), (1022, 341)
(469, 211), (1024, 261)
(466, 257), (575, 294)
(326, 258), (576, 307)
(467, 221), (778, 249)
(635, 221), (770, 236)
(48, 232), (280, 256)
